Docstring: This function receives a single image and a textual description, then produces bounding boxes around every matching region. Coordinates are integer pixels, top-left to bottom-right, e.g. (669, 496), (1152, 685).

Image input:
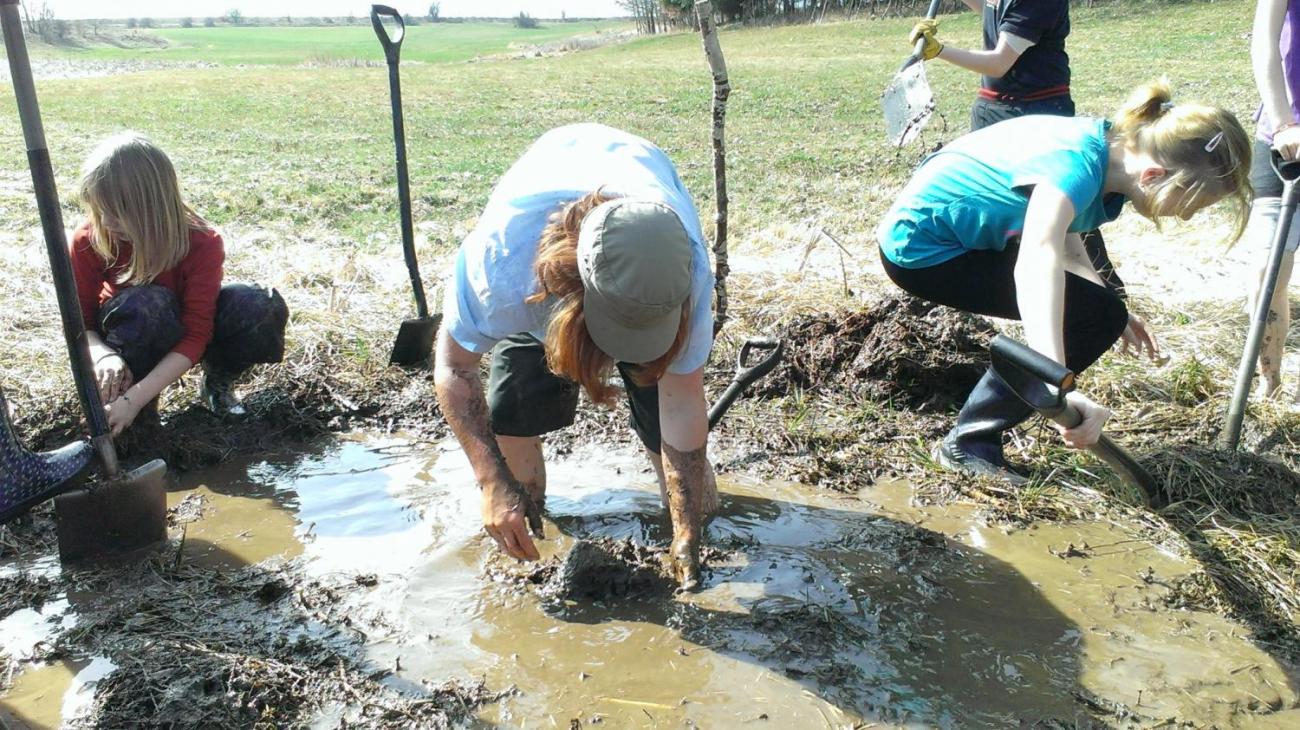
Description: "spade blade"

(882, 60), (935, 147)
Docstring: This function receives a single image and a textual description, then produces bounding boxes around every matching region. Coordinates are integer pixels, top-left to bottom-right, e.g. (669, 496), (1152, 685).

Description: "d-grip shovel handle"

(989, 335), (1158, 505)
(708, 337), (784, 430)
(989, 335), (1074, 413)
(900, 0), (945, 73)
(370, 5), (405, 63)
(1271, 148), (1300, 183)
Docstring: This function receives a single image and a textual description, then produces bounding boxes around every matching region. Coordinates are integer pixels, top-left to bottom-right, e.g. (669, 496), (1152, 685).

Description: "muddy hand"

(480, 480), (541, 561)
(524, 493), (545, 540)
(670, 533), (702, 592)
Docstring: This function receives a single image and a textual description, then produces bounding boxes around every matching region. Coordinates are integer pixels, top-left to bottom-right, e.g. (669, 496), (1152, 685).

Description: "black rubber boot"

(936, 368), (1034, 485)
(199, 365), (246, 417)
(0, 384), (95, 524)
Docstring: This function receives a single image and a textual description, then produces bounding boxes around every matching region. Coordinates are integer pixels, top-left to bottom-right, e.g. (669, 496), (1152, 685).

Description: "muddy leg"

(660, 443), (716, 591)
(1249, 252), (1294, 399)
(646, 447), (718, 519)
(497, 435), (546, 537)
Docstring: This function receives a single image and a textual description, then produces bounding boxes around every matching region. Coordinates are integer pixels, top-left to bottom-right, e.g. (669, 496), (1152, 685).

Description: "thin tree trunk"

(695, 0), (730, 337)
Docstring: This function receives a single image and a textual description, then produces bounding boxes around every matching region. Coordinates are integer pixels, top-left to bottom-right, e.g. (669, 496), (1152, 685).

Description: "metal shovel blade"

(55, 458), (168, 563)
(389, 313), (441, 366)
(882, 60), (935, 147)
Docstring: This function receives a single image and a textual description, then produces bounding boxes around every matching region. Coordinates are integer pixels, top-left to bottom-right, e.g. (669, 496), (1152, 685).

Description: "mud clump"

(25, 553), (497, 729)
(540, 538), (676, 604)
(761, 294), (995, 412)
(0, 572), (56, 618)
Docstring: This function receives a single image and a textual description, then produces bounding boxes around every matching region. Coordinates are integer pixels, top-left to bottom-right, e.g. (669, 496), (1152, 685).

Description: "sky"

(40, 1), (627, 20)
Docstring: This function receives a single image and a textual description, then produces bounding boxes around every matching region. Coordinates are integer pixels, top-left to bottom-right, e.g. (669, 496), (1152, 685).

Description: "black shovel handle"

(371, 5), (429, 320)
(1225, 149), (1300, 448)
(1, 0), (118, 477)
(989, 336), (1157, 505)
(708, 337), (784, 430)
(370, 5), (405, 64)
(899, 0), (945, 73)
(1271, 147), (1300, 182)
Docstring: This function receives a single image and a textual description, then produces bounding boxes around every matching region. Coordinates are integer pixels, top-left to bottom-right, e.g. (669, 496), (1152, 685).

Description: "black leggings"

(880, 241), (1129, 374)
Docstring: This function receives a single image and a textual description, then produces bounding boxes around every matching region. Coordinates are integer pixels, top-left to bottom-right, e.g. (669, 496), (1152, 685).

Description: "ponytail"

(1112, 78), (1253, 243)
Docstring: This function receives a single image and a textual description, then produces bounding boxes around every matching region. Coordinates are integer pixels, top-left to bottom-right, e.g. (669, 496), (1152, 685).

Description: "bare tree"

(20, 1), (56, 42)
(618, 0), (662, 34)
(427, 2), (441, 22)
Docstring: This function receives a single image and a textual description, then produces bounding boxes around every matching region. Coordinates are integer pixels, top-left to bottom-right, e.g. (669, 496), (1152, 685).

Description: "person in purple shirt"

(1248, 0), (1300, 401)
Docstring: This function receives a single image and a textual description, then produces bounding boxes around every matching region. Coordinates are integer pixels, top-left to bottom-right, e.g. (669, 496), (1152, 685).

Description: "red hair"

(527, 190), (690, 405)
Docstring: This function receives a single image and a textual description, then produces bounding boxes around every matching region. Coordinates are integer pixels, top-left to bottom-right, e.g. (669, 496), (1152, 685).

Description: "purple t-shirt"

(1258, 0), (1300, 141)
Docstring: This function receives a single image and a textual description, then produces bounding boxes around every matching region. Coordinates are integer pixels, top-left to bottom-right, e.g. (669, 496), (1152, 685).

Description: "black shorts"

(1252, 137), (1284, 199)
(485, 334), (664, 454)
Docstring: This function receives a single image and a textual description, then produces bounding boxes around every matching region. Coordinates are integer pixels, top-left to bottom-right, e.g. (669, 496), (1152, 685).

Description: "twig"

(695, 0), (731, 337)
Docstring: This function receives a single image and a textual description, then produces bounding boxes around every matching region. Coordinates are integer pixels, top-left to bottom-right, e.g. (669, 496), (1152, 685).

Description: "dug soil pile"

(519, 538), (677, 606)
(759, 293), (996, 412)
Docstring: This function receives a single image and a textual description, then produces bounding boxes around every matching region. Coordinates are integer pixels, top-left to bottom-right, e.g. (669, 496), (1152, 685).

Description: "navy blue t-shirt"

(982, 0), (1071, 98)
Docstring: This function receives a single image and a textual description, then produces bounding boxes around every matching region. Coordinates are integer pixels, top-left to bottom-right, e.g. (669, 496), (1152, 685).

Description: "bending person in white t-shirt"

(433, 124), (718, 590)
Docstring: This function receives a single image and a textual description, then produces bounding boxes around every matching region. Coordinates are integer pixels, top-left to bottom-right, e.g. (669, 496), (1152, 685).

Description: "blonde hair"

(1112, 78), (1253, 243)
(526, 190), (690, 405)
(78, 133), (209, 285)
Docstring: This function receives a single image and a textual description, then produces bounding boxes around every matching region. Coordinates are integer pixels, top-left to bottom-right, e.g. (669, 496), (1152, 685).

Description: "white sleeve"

(1001, 31), (1036, 55)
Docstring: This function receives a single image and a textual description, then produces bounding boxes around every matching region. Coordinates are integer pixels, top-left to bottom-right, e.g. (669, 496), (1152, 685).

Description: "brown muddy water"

(2, 434), (1298, 728)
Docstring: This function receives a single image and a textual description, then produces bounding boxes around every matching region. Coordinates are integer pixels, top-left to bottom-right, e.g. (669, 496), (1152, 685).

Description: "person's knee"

(99, 285), (183, 375)
(209, 284), (290, 368)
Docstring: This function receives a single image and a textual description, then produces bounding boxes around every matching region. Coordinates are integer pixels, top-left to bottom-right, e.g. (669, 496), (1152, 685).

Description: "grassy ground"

(1, 0), (1298, 721)
(22, 22), (631, 65)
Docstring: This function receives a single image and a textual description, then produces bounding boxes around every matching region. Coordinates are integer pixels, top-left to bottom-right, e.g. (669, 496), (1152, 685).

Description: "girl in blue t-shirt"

(877, 80), (1252, 483)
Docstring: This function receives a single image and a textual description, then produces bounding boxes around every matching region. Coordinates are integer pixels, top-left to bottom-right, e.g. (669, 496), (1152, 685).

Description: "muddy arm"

(433, 327), (539, 560)
(658, 367), (713, 590)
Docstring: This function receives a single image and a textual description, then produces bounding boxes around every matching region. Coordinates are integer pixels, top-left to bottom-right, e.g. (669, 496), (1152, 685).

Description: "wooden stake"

(695, 0), (731, 337)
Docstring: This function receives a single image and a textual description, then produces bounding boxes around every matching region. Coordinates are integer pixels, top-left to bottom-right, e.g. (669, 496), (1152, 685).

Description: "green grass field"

(24, 22), (630, 65)
(0, 1), (1256, 247)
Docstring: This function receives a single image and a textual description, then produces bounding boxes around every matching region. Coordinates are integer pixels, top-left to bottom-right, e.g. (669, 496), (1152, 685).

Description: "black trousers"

(880, 241), (1129, 374)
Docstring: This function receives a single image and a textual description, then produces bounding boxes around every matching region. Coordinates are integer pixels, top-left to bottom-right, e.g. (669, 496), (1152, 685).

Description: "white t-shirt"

(442, 123), (715, 375)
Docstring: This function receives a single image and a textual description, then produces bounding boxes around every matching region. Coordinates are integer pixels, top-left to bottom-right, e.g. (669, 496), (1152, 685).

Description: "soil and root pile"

(758, 293), (996, 411)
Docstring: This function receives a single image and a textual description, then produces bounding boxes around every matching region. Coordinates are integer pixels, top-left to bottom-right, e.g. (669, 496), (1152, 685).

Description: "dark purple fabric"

(99, 285), (184, 381)
(99, 283), (287, 380)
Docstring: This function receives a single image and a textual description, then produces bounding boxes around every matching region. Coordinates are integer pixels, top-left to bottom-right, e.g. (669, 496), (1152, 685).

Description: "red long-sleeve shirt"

(70, 222), (225, 364)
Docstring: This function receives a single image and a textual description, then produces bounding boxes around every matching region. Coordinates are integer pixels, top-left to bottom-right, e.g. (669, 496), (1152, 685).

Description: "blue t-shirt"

(877, 116), (1126, 269)
(443, 123), (715, 374)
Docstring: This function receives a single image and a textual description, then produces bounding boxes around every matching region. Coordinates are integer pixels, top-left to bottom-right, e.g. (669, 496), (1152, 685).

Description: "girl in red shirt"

(72, 133), (288, 434)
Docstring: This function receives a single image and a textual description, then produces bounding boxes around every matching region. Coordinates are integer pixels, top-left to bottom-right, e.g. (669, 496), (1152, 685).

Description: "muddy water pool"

(1, 434), (1297, 727)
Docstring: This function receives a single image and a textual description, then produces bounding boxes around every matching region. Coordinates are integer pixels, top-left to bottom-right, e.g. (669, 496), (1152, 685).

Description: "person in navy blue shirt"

(910, 1), (1128, 297)
(876, 81), (1251, 483)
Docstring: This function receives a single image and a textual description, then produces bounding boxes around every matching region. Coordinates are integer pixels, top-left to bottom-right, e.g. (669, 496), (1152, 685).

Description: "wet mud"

(4, 435), (1300, 726)
(759, 293), (996, 411)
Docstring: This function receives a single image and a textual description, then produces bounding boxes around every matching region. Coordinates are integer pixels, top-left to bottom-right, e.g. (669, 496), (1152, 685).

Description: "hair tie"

(1205, 131), (1225, 153)
(1159, 101), (1175, 113)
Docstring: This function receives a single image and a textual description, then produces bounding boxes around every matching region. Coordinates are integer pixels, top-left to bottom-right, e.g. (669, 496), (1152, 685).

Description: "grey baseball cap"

(578, 198), (693, 364)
